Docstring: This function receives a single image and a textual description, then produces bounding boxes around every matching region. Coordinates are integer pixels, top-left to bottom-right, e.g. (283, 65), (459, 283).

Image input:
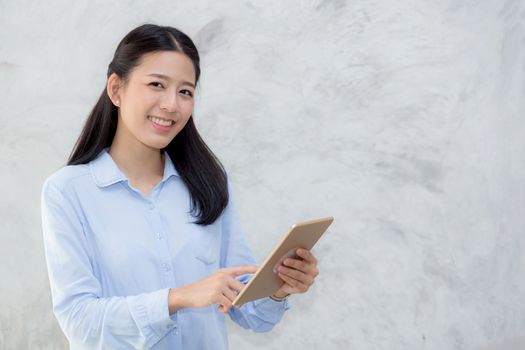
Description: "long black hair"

(67, 24), (228, 226)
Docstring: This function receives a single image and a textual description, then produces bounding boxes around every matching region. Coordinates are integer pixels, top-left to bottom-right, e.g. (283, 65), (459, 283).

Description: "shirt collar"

(90, 147), (179, 188)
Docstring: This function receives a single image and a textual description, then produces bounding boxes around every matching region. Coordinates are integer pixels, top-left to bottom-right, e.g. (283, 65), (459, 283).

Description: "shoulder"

(42, 163), (91, 195)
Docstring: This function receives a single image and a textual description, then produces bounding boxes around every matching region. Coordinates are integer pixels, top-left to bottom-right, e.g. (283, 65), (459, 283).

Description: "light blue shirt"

(40, 147), (290, 349)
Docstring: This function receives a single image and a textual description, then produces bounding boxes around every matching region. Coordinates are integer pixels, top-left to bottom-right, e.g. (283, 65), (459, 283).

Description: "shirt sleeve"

(220, 179), (290, 332)
(41, 178), (179, 349)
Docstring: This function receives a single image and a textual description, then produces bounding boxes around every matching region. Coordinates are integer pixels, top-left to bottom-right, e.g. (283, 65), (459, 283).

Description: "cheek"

(128, 86), (155, 108)
(174, 102), (194, 130)
(183, 100), (195, 117)
(139, 93), (158, 114)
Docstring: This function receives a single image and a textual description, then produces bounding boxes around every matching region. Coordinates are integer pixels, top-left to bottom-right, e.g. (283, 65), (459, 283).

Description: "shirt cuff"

(127, 288), (178, 345)
(253, 295), (291, 312)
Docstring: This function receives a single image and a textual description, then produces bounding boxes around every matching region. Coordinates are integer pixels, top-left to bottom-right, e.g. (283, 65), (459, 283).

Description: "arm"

(220, 180), (291, 332)
(41, 179), (178, 349)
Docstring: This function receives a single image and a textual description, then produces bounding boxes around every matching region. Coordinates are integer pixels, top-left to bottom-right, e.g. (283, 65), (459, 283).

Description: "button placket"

(146, 198), (177, 285)
(147, 202), (163, 240)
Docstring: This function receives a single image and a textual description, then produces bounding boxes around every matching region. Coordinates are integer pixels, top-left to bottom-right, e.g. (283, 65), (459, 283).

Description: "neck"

(108, 125), (164, 182)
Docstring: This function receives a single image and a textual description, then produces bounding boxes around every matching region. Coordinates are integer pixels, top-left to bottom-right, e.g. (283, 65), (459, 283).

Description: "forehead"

(132, 51), (196, 83)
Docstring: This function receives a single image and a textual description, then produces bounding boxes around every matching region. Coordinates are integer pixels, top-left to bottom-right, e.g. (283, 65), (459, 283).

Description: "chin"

(148, 143), (170, 151)
(146, 138), (175, 150)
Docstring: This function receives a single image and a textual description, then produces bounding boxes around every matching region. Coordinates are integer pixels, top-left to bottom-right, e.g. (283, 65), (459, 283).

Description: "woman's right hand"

(168, 265), (258, 314)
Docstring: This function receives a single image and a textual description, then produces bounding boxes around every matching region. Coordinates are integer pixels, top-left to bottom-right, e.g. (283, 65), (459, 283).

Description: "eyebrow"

(147, 73), (195, 88)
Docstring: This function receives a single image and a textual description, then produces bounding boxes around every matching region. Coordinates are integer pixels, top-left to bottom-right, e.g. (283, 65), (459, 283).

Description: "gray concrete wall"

(1, 0), (524, 349)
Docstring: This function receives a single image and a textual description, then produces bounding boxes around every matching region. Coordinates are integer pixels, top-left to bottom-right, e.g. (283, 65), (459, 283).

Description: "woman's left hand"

(273, 248), (319, 298)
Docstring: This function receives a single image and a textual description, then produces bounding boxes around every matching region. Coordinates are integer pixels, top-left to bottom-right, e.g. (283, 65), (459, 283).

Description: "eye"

(149, 82), (164, 88)
(180, 89), (194, 97)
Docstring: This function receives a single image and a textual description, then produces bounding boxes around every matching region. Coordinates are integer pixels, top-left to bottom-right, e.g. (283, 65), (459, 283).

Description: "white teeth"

(149, 116), (173, 127)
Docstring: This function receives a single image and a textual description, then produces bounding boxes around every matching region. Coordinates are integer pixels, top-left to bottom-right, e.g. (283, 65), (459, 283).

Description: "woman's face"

(112, 50), (196, 150)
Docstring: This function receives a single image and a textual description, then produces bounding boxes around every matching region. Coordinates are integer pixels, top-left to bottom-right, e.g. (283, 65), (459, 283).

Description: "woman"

(41, 24), (320, 349)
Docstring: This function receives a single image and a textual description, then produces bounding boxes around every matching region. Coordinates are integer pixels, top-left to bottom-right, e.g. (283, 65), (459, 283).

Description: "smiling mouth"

(148, 115), (175, 127)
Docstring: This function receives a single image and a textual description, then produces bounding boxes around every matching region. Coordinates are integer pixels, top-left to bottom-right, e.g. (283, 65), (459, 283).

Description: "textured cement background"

(1, 0), (524, 349)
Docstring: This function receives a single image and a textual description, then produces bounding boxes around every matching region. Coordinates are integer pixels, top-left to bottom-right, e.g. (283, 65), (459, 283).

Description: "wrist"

(272, 290), (289, 298)
(168, 287), (186, 314)
(270, 291), (290, 302)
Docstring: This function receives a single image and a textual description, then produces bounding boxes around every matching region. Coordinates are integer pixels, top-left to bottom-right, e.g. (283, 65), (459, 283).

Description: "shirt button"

(161, 262), (171, 272)
(149, 203), (155, 210)
(156, 233), (162, 240)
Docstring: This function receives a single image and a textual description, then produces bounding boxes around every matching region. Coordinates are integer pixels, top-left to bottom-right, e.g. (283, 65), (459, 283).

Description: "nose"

(160, 89), (180, 113)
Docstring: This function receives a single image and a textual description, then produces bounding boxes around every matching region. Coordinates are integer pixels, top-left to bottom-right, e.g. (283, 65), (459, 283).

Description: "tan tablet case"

(232, 216), (334, 307)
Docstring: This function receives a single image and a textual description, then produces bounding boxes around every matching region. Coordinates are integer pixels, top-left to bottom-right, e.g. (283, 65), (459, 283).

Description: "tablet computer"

(232, 216), (334, 307)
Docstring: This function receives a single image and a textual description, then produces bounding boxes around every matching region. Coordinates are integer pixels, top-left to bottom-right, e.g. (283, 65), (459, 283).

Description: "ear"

(107, 73), (123, 107)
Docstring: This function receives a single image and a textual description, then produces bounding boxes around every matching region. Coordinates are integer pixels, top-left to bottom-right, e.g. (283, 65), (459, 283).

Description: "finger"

(278, 272), (308, 293)
(228, 278), (247, 294)
(279, 266), (314, 286)
(283, 258), (310, 272)
(221, 265), (259, 277)
(283, 258), (319, 277)
(222, 287), (237, 303)
(217, 294), (233, 313)
(296, 248), (317, 264)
